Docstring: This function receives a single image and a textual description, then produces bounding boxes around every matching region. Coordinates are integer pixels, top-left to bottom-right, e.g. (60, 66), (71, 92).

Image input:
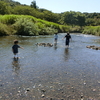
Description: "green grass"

(0, 15), (70, 36)
(82, 26), (100, 36)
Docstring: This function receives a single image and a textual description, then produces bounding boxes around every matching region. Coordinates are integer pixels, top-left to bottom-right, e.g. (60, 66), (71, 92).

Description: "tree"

(77, 14), (86, 27)
(59, 11), (78, 25)
(12, 5), (39, 17)
(85, 18), (96, 26)
(0, 1), (11, 14)
(30, 0), (37, 9)
(42, 10), (59, 23)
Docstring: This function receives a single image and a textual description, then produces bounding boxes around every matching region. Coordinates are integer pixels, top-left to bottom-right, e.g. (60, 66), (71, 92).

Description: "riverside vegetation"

(0, 0), (100, 36)
(0, 15), (70, 36)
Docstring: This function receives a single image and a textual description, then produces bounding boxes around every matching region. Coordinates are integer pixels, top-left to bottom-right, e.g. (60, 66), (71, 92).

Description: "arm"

(20, 46), (24, 49)
(62, 35), (66, 40)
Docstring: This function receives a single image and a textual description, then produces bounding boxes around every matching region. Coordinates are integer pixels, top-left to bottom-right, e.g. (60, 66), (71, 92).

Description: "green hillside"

(0, 0), (100, 36)
(0, 15), (70, 36)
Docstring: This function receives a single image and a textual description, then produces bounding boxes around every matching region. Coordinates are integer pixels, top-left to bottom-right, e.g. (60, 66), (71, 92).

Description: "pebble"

(33, 85), (35, 88)
(41, 94), (45, 98)
(18, 91), (20, 93)
(84, 82), (86, 85)
(38, 84), (42, 87)
(81, 95), (84, 98)
(93, 89), (96, 92)
(0, 96), (2, 99)
(41, 89), (46, 93)
(97, 81), (100, 84)
(26, 88), (30, 91)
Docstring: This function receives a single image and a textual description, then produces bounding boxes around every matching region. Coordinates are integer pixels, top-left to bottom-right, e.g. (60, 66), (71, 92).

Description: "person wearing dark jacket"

(12, 40), (24, 59)
(64, 32), (72, 47)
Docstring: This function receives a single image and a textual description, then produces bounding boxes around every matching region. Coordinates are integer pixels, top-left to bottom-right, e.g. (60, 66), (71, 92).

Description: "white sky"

(15, 0), (100, 13)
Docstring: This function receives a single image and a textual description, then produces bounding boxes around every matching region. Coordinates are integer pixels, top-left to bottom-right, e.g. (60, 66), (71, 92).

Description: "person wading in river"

(64, 32), (72, 47)
(12, 39), (24, 59)
(54, 33), (58, 43)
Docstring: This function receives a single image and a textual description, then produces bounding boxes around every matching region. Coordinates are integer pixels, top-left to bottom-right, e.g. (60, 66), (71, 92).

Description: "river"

(0, 33), (100, 100)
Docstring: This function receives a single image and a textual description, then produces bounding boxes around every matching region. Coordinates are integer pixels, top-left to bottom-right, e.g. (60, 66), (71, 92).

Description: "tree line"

(0, 0), (100, 36)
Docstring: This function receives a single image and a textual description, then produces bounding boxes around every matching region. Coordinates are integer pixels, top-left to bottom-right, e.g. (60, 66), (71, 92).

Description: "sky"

(15, 0), (100, 13)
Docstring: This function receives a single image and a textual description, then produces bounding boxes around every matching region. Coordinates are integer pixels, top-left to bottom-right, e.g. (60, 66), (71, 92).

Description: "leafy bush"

(0, 1), (11, 15)
(70, 26), (82, 33)
(42, 27), (58, 35)
(13, 17), (39, 36)
(0, 15), (70, 36)
(82, 26), (100, 36)
(0, 15), (17, 24)
(0, 23), (14, 36)
(59, 25), (70, 32)
(36, 22), (58, 35)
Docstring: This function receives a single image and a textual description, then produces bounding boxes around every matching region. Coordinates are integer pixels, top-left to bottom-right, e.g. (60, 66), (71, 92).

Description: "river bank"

(0, 33), (100, 100)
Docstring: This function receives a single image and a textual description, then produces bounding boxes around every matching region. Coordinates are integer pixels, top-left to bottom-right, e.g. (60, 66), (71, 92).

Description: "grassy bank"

(0, 15), (71, 36)
(1, 15), (99, 36)
(82, 26), (100, 36)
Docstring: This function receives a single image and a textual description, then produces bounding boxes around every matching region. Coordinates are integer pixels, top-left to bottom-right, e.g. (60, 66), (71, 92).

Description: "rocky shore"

(86, 45), (100, 50)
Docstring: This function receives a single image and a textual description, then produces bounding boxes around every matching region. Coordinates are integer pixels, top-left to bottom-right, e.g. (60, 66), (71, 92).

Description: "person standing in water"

(64, 32), (72, 47)
(54, 33), (58, 43)
(12, 39), (24, 59)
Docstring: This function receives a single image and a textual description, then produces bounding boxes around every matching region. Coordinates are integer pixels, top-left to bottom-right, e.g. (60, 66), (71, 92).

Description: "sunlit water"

(0, 33), (100, 100)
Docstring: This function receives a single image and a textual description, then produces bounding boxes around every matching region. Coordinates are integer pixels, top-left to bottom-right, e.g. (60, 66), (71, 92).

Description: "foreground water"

(0, 33), (100, 100)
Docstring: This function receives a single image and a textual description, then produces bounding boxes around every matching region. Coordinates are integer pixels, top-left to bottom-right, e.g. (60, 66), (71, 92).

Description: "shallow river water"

(0, 33), (100, 100)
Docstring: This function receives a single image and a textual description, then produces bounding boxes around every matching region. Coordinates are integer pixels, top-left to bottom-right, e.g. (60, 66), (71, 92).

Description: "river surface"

(0, 33), (100, 100)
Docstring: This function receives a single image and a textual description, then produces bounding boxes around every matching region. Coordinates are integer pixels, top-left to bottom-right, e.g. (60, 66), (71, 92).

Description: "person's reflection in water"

(54, 42), (57, 50)
(12, 58), (20, 75)
(64, 48), (69, 61)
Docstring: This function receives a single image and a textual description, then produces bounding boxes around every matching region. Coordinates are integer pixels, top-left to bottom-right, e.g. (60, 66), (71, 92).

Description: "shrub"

(42, 27), (58, 35)
(0, 15), (17, 24)
(82, 26), (100, 36)
(0, 23), (14, 36)
(0, 15), (70, 36)
(13, 17), (39, 36)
